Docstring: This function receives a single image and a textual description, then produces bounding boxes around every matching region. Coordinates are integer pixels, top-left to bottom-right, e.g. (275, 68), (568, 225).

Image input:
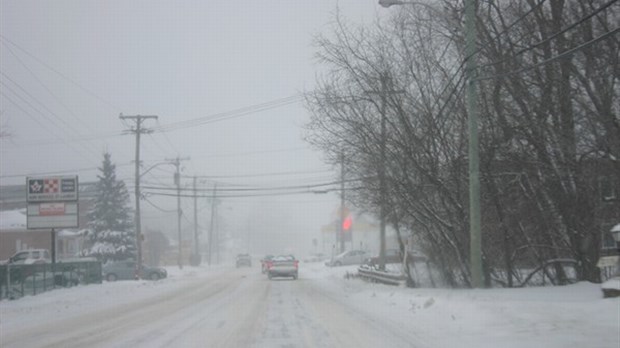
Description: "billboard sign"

(27, 176), (78, 202)
(26, 176), (79, 229)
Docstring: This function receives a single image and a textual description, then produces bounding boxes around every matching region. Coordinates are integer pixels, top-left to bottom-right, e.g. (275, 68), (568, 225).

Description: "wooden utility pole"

(365, 72), (404, 271)
(208, 184), (217, 265)
(119, 114), (158, 275)
(192, 176), (201, 266)
(166, 156), (190, 269)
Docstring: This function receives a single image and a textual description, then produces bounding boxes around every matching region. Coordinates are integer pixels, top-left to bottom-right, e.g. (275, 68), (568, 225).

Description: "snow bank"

(0, 209), (26, 229)
(0, 265), (228, 333)
(303, 262), (620, 348)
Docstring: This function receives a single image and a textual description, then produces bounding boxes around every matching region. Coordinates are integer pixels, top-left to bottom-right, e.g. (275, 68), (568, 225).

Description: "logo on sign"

(44, 179), (60, 193)
(61, 178), (76, 193)
(27, 176), (78, 203)
(29, 179), (44, 194)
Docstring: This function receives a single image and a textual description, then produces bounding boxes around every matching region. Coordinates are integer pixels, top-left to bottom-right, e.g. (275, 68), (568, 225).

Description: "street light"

(379, 0), (436, 11)
(379, 0), (483, 287)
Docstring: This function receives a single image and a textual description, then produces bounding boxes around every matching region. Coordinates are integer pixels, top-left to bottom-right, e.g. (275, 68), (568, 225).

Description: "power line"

(0, 73), (105, 158)
(0, 91), (100, 166)
(0, 35), (123, 111)
(139, 177), (370, 194)
(479, 0), (619, 69)
(0, 162), (133, 179)
(152, 95), (302, 133)
(476, 27), (620, 81)
(142, 189), (332, 199)
(187, 168), (334, 179)
(1, 47), (105, 147)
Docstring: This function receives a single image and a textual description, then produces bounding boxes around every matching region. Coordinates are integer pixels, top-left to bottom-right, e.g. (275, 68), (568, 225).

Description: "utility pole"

(166, 156), (190, 269)
(208, 184), (217, 266)
(120, 114), (158, 276)
(465, 0), (482, 288)
(365, 72), (404, 271)
(378, 74), (388, 271)
(340, 151), (345, 253)
(192, 176), (200, 266)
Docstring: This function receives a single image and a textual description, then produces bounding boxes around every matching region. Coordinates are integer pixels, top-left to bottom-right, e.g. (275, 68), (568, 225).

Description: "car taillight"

(294, 260), (299, 269)
(266, 261), (273, 269)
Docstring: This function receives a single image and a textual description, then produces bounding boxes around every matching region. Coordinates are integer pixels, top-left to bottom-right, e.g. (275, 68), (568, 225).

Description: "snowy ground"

(1, 262), (618, 348)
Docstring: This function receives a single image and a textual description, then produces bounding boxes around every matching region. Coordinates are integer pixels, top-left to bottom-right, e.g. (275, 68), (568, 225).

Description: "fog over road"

(2, 267), (420, 348)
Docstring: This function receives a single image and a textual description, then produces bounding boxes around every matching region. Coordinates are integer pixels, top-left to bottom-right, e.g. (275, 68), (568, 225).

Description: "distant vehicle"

(102, 260), (167, 281)
(325, 250), (368, 267)
(303, 253), (326, 263)
(266, 255), (298, 280)
(364, 249), (428, 267)
(1, 249), (51, 265)
(261, 255), (274, 273)
(236, 254), (252, 268)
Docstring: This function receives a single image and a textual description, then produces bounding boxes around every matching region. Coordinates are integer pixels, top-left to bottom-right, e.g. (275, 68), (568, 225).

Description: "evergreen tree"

(84, 153), (135, 262)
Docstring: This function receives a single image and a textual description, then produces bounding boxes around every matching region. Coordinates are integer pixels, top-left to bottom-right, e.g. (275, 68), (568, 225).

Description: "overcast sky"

(1, 1), (386, 256)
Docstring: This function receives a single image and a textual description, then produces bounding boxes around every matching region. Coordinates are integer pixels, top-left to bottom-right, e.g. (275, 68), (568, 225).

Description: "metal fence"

(0, 260), (102, 300)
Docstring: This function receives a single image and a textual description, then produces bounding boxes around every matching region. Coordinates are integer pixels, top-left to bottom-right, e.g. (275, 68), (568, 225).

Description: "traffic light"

(342, 215), (352, 231)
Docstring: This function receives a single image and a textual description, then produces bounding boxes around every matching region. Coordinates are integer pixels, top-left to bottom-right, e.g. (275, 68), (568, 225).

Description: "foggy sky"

(1, 0), (383, 256)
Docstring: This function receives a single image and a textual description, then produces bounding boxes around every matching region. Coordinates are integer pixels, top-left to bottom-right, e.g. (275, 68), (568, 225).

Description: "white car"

(326, 250), (368, 267)
(2, 249), (51, 265)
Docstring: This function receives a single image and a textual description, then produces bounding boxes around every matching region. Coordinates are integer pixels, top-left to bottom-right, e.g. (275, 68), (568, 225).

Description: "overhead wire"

(151, 95), (302, 133)
(0, 72), (105, 158)
(1, 45), (106, 150)
(475, 26), (620, 81)
(0, 90), (99, 166)
(478, 0), (618, 69)
(0, 34), (123, 112)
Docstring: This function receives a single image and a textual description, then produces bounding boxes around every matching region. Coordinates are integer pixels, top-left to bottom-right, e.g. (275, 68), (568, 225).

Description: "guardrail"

(357, 265), (407, 286)
(0, 260), (102, 300)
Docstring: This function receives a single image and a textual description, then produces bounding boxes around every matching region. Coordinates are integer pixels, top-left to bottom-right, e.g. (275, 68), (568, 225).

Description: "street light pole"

(464, 0), (483, 288)
(379, 0), (483, 288)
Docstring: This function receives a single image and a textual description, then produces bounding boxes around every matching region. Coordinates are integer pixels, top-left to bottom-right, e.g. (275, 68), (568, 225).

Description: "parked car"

(102, 260), (167, 281)
(261, 255), (274, 273)
(364, 248), (428, 267)
(1, 249), (51, 265)
(303, 253), (326, 263)
(325, 250), (368, 267)
(266, 255), (298, 280)
(236, 254), (252, 268)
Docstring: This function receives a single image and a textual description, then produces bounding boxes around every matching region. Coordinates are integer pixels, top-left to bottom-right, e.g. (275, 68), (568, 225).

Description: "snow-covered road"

(1, 266), (419, 347)
(1, 263), (618, 348)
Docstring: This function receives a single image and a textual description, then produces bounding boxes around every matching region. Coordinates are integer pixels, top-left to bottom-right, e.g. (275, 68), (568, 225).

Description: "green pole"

(465, 0), (483, 288)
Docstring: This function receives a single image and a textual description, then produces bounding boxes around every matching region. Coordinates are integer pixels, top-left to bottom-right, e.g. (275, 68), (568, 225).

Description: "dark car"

(236, 254), (252, 268)
(102, 260), (167, 281)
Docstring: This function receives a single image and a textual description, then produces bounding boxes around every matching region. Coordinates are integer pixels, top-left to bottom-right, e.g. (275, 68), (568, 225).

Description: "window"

(602, 224), (618, 250)
(599, 176), (618, 202)
(12, 252), (28, 263)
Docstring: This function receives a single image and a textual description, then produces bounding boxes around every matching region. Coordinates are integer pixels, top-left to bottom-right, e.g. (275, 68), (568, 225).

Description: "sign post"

(26, 176), (79, 263)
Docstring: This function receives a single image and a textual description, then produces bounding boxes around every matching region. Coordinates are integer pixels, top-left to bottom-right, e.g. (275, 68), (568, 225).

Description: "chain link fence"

(0, 260), (102, 300)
